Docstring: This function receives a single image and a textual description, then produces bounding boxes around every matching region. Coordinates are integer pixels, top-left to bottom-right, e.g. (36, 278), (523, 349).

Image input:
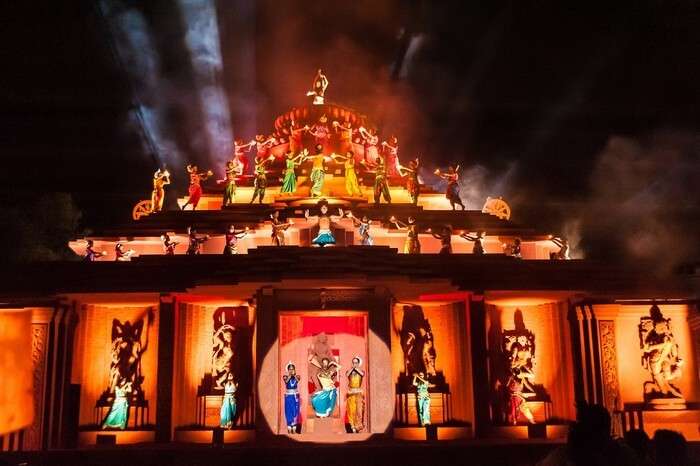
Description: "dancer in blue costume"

(413, 372), (435, 426)
(102, 380), (131, 430)
(347, 211), (373, 246)
(220, 373), (238, 428)
(283, 362), (301, 433)
(309, 357), (340, 418)
(305, 200), (344, 247)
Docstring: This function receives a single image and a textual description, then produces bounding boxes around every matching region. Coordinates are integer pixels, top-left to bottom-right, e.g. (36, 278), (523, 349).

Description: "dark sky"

(1, 0), (698, 262)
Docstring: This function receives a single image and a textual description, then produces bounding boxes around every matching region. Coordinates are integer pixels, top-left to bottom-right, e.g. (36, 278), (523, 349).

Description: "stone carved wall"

(598, 320), (622, 435)
(24, 324), (48, 450)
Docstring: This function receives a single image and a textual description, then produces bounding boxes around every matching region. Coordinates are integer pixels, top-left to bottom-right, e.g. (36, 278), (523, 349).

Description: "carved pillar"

(155, 294), (176, 443)
(23, 313), (51, 450)
(468, 295), (490, 437)
(568, 303), (604, 405)
(597, 319), (622, 436)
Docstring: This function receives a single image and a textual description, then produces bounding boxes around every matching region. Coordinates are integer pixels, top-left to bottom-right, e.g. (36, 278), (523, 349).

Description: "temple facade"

(0, 88), (698, 451)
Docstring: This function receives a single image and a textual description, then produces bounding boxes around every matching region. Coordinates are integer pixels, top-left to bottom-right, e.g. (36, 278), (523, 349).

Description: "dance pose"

(84, 240), (107, 262)
(413, 372), (435, 426)
(283, 362), (301, 433)
(347, 211), (373, 246)
(102, 379), (131, 430)
(362, 156), (391, 204)
(223, 224), (249, 255)
(506, 375), (535, 425)
(288, 121), (309, 154)
(309, 115), (331, 152)
(219, 158), (243, 207)
(510, 238), (522, 258)
(358, 126), (379, 163)
(435, 165), (465, 210)
(549, 236), (570, 260)
(306, 68), (329, 105)
(308, 145), (328, 198)
(346, 357), (365, 433)
(115, 242), (135, 261)
(161, 233), (178, 255)
(461, 231), (485, 255)
(331, 151), (362, 197)
(381, 135), (399, 176)
(398, 157), (420, 205)
(280, 149), (309, 194)
(150, 168), (170, 213)
(234, 138), (256, 174)
(305, 200), (343, 247)
(390, 216), (421, 254)
(250, 154), (275, 204)
(333, 120), (355, 155)
(220, 373), (238, 429)
(429, 225), (453, 254)
(182, 165), (213, 211)
(254, 134), (276, 160)
(309, 356), (340, 418)
(270, 211), (292, 246)
(186, 227), (209, 255)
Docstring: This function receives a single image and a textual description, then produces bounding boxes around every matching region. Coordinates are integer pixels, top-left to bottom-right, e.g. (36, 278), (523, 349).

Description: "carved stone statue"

(106, 310), (154, 399)
(399, 305), (437, 377)
(212, 309), (237, 389)
(503, 330), (536, 394)
(639, 305), (684, 401)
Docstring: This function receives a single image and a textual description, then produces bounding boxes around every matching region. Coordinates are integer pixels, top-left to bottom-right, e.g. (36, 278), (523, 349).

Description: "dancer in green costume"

(280, 149), (309, 194)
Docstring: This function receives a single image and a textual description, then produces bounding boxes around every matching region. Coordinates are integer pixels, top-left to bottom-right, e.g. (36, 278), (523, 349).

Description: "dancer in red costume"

(358, 126), (379, 163)
(234, 138), (256, 174)
(309, 115), (331, 153)
(381, 135), (399, 176)
(182, 165), (213, 211)
(435, 165), (465, 210)
(288, 120), (309, 154)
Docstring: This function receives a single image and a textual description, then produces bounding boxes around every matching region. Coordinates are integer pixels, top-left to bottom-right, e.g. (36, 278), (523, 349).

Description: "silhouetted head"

(624, 429), (650, 463)
(652, 429), (687, 466)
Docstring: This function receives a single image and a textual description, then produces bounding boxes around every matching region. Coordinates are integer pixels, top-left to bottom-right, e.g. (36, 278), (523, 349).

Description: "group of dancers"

(281, 356), (366, 434)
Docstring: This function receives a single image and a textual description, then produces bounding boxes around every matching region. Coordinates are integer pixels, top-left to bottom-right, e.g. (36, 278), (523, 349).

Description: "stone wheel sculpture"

(482, 197), (511, 220)
(132, 200), (152, 221)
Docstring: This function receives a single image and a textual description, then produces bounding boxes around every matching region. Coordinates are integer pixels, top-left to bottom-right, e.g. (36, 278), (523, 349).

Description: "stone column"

(468, 295), (490, 437)
(155, 294), (176, 443)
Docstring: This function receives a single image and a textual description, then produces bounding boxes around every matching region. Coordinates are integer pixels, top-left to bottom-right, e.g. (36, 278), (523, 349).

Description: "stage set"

(0, 72), (698, 452)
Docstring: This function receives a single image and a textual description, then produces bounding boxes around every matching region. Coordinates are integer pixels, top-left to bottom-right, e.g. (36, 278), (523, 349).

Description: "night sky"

(1, 0), (698, 266)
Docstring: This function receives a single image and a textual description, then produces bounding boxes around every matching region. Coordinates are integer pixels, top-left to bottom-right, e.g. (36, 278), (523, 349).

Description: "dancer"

(160, 233), (178, 255)
(305, 200), (344, 247)
(390, 216), (420, 254)
(506, 374), (535, 425)
(234, 138), (256, 174)
(270, 211), (292, 246)
(308, 145), (328, 198)
(220, 373), (238, 429)
(102, 379), (132, 430)
(182, 165), (213, 211)
(150, 168), (170, 213)
(283, 362), (301, 433)
(254, 134), (276, 161)
(435, 165), (465, 210)
(429, 225), (453, 254)
(461, 231), (485, 255)
(186, 227), (209, 255)
(510, 238), (522, 259)
(115, 242), (135, 261)
(331, 151), (362, 197)
(362, 156), (391, 204)
(218, 157), (243, 207)
(358, 126), (379, 163)
(333, 120), (355, 155)
(347, 211), (373, 246)
(250, 153), (275, 204)
(84, 240), (107, 262)
(280, 149), (309, 195)
(309, 356), (340, 418)
(549, 236), (570, 260)
(381, 135), (399, 176)
(223, 224), (249, 255)
(309, 115), (331, 152)
(413, 372), (435, 426)
(346, 356), (365, 433)
(306, 68), (329, 105)
(288, 120), (309, 154)
(398, 157), (420, 205)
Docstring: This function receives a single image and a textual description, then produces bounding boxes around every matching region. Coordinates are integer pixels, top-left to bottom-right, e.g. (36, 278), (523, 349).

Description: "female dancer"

(220, 373), (238, 429)
(161, 233), (178, 255)
(250, 154), (275, 204)
(280, 149), (309, 195)
(150, 168), (170, 213)
(305, 200), (344, 247)
(331, 151), (362, 197)
(347, 211), (373, 246)
(346, 356), (365, 433)
(182, 165), (213, 211)
(461, 231), (486, 255)
(270, 211), (292, 246)
(309, 357), (340, 418)
(223, 224), (249, 255)
(283, 362), (301, 433)
(398, 157), (420, 205)
(390, 216), (421, 254)
(219, 157), (243, 207)
(358, 126), (379, 163)
(435, 165), (465, 210)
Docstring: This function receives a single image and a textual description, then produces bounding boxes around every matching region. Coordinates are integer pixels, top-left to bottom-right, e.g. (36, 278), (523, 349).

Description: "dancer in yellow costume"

(331, 151), (362, 197)
(345, 356), (365, 433)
